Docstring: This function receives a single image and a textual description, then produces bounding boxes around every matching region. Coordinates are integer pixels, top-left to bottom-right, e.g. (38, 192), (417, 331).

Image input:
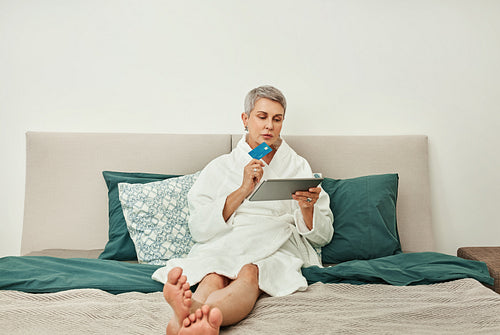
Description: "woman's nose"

(265, 118), (273, 129)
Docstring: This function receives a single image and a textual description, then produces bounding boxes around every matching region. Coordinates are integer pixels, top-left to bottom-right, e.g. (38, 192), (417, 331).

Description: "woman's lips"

(262, 134), (273, 139)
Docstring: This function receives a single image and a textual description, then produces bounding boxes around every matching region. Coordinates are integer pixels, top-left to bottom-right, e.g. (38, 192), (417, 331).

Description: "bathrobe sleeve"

(187, 157), (234, 243)
(290, 157), (334, 247)
(294, 188), (334, 247)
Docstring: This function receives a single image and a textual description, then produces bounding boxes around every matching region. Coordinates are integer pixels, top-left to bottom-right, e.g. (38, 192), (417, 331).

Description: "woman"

(153, 85), (334, 335)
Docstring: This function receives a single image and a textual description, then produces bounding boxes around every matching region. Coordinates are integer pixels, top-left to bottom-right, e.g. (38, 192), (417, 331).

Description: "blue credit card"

(249, 142), (273, 160)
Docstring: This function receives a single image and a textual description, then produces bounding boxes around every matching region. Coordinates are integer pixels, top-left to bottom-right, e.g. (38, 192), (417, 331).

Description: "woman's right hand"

(223, 159), (265, 221)
(241, 159), (265, 196)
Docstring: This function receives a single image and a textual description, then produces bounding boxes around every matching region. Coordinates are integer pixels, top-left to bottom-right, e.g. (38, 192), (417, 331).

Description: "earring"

(244, 126), (248, 132)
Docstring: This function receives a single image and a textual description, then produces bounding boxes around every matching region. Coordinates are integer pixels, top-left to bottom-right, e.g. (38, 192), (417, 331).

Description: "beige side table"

(457, 246), (500, 294)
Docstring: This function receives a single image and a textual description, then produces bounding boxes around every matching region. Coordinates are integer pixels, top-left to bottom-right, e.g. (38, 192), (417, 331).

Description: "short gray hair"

(244, 85), (287, 116)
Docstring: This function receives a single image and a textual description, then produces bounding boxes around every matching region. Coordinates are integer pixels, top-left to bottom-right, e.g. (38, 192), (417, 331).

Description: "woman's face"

(242, 98), (285, 149)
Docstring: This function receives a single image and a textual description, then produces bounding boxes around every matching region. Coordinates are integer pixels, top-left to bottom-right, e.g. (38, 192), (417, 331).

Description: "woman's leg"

(165, 264), (261, 334)
(203, 264), (261, 326)
(190, 273), (230, 311)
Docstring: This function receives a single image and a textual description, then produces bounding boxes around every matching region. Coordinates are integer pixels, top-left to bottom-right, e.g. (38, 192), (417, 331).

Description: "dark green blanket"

(0, 256), (163, 294)
(0, 252), (493, 294)
(303, 252), (494, 286)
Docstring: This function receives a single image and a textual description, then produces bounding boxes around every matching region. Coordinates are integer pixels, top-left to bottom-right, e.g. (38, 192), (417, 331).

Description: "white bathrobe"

(152, 135), (334, 297)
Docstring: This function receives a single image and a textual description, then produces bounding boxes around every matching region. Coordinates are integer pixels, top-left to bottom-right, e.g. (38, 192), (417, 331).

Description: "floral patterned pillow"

(118, 172), (200, 265)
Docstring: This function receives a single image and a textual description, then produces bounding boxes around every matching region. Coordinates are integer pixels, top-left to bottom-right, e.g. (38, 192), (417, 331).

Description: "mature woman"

(154, 85), (334, 335)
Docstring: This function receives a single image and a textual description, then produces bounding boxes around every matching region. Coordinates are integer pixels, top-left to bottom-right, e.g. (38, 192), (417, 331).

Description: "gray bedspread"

(1, 279), (499, 334)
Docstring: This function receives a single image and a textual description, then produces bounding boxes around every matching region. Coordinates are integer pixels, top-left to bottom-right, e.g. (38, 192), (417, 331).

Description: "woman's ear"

(241, 112), (248, 128)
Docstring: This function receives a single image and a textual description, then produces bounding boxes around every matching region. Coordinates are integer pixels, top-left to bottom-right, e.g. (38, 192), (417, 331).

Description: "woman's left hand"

(292, 187), (321, 210)
(293, 187), (321, 230)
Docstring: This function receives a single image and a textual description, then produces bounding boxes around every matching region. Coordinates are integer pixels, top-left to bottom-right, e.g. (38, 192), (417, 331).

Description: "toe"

(208, 307), (223, 328)
(167, 267), (183, 285)
(178, 275), (187, 287)
(183, 297), (192, 309)
(201, 305), (210, 316)
(184, 289), (192, 299)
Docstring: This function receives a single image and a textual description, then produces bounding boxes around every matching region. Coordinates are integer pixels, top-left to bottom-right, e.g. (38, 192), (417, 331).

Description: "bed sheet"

(1, 279), (499, 334)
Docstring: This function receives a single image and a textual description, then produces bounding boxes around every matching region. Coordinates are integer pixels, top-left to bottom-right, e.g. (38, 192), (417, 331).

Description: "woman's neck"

(262, 150), (276, 165)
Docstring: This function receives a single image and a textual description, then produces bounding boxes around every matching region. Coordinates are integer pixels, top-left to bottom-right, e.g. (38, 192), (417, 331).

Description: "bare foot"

(164, 267), (192, 335)
(179, 305), (223, 335)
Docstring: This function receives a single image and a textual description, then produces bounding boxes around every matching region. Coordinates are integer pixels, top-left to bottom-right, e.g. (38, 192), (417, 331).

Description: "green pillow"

(99, 171), (179, 261)
(321, 174), (401, 264)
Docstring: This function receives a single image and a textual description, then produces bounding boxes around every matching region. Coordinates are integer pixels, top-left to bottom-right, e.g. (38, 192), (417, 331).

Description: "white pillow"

(118, 172), (200, 265)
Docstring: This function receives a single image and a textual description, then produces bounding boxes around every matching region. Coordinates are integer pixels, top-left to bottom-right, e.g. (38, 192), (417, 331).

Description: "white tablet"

(248, 177), (324, 201)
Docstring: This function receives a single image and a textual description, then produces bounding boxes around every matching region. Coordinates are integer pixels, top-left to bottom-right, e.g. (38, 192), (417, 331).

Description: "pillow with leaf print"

(118, 172), (200, 265)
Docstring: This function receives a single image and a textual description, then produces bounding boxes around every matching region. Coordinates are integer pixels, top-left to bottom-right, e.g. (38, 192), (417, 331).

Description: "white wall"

(1, 0), (499, 257)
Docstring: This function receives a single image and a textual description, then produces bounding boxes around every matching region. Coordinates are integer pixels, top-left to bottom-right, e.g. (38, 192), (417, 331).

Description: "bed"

(1, 132), (499, 334)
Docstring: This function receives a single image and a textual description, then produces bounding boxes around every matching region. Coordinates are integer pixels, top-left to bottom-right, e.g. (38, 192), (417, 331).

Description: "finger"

(297, 200), (314, 208)
(252, 165), (264, 172)
(246, 168), (260, 181)
(293, 194), (317, 205)
(308, 187), (321, 194)
(292, 194), (310, 202)
(248, 163), (264, 173)
(294, 191), (317, 198)
(254, 172), (263, 184)
(249, 159), (265, 167)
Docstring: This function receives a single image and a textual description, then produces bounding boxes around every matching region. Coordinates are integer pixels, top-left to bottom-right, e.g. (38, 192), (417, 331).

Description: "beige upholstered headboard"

(21, 132), (232, 255)
(22, 132), (434, 255)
